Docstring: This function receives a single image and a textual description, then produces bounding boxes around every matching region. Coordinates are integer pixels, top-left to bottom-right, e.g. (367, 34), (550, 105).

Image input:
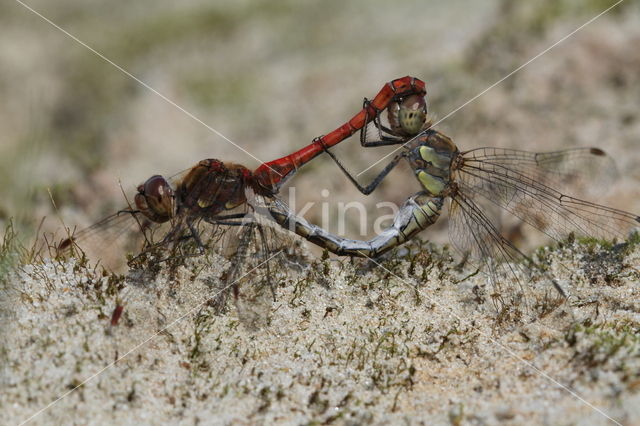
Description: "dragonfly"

(59, 77), (426, 326)
(59, 159), (293, 329)
(265, 76), (640, 308)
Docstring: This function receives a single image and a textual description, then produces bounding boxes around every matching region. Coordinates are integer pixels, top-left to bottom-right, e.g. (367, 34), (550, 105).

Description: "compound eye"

(397, 95), (427, 136)
(135, 175), (174, 223)
(144, 175), (171, 199)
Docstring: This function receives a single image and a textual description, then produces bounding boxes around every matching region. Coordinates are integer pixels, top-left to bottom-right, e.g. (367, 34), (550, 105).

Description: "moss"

(575, 235), (616, 252)
(567, 320), (640, 370)
(620, 231), (640, 256)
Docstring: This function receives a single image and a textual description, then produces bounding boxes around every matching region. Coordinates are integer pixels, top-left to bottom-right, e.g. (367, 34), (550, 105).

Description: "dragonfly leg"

(357, 98), (410, 148)
(212, 220), (247, 227)
(268, 192), (443, 258)
(322, 144), (405, 195)
(214, 213), (248, 220)
(203, 212), (249, 227)
(186, 219), (206, 252)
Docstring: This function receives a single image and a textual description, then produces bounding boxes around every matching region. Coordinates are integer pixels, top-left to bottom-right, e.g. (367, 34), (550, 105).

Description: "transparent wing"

(225, 192), (308, 330)
(60, 210), (147, 249)
(222, 222), (274, 330)
(57, 209), (168, 271)
(448, 192), (536, 307)
(461, 147), (619, 199)
(456, 148), (640, 243)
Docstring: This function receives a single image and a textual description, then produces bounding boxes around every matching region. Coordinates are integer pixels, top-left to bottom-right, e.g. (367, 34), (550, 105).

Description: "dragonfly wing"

(224, 223), (272, 330)
(461, 147), (619, 199)
(58, 209), (160, 270)
(447, 193), (563, 312)
(456, 148), (640, 243)
(449, 193), (566, 314)
(225, 192), (308, 330)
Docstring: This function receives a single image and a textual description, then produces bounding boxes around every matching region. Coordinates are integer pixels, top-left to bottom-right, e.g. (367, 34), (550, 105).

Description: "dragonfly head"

(388, 94), (428, 137)
(135, 175), (175, 223)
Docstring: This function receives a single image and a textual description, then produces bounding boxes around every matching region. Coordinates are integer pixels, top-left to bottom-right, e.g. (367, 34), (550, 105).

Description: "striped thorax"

(406, 130), (458, 197)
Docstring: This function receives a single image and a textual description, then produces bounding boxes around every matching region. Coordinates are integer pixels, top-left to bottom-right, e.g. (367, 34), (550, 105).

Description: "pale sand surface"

(2, 236), (639, 425)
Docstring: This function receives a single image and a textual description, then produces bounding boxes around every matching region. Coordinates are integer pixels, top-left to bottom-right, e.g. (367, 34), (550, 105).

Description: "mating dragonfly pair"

(60, 76), (640, 321)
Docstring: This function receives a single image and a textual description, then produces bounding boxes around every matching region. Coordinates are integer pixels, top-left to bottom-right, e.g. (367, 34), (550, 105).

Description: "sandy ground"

(2, 235), (640, 425)
(2, 1), (640, 425)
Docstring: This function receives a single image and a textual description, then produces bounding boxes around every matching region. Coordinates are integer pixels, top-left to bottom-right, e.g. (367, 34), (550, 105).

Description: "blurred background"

(1, 0), (639, 250)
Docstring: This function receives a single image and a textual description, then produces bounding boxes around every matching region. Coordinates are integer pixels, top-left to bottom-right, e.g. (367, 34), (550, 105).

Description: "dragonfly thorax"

(407, 130), (458, 197)
(177, 159), (252, 215)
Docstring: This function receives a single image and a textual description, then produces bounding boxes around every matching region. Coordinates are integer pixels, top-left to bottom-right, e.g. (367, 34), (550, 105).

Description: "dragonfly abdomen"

(267, 194), (443, 258)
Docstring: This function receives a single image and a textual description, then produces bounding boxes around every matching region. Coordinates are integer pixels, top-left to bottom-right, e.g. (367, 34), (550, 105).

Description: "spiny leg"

(187, 219), (205, 250)
(203, 212), (249, 227)
(358, 98), (409, 148)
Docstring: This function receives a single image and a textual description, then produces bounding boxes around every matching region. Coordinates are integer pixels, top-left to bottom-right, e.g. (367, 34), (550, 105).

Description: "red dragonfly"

(59, 76), (427, 325)
(264, 76), (640, 309)
(253, 76), (426, 190)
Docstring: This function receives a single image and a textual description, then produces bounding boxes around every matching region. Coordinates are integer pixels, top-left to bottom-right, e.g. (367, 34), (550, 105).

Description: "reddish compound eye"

(388, 94), (428, 136)
(134, 175), (175, 223)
